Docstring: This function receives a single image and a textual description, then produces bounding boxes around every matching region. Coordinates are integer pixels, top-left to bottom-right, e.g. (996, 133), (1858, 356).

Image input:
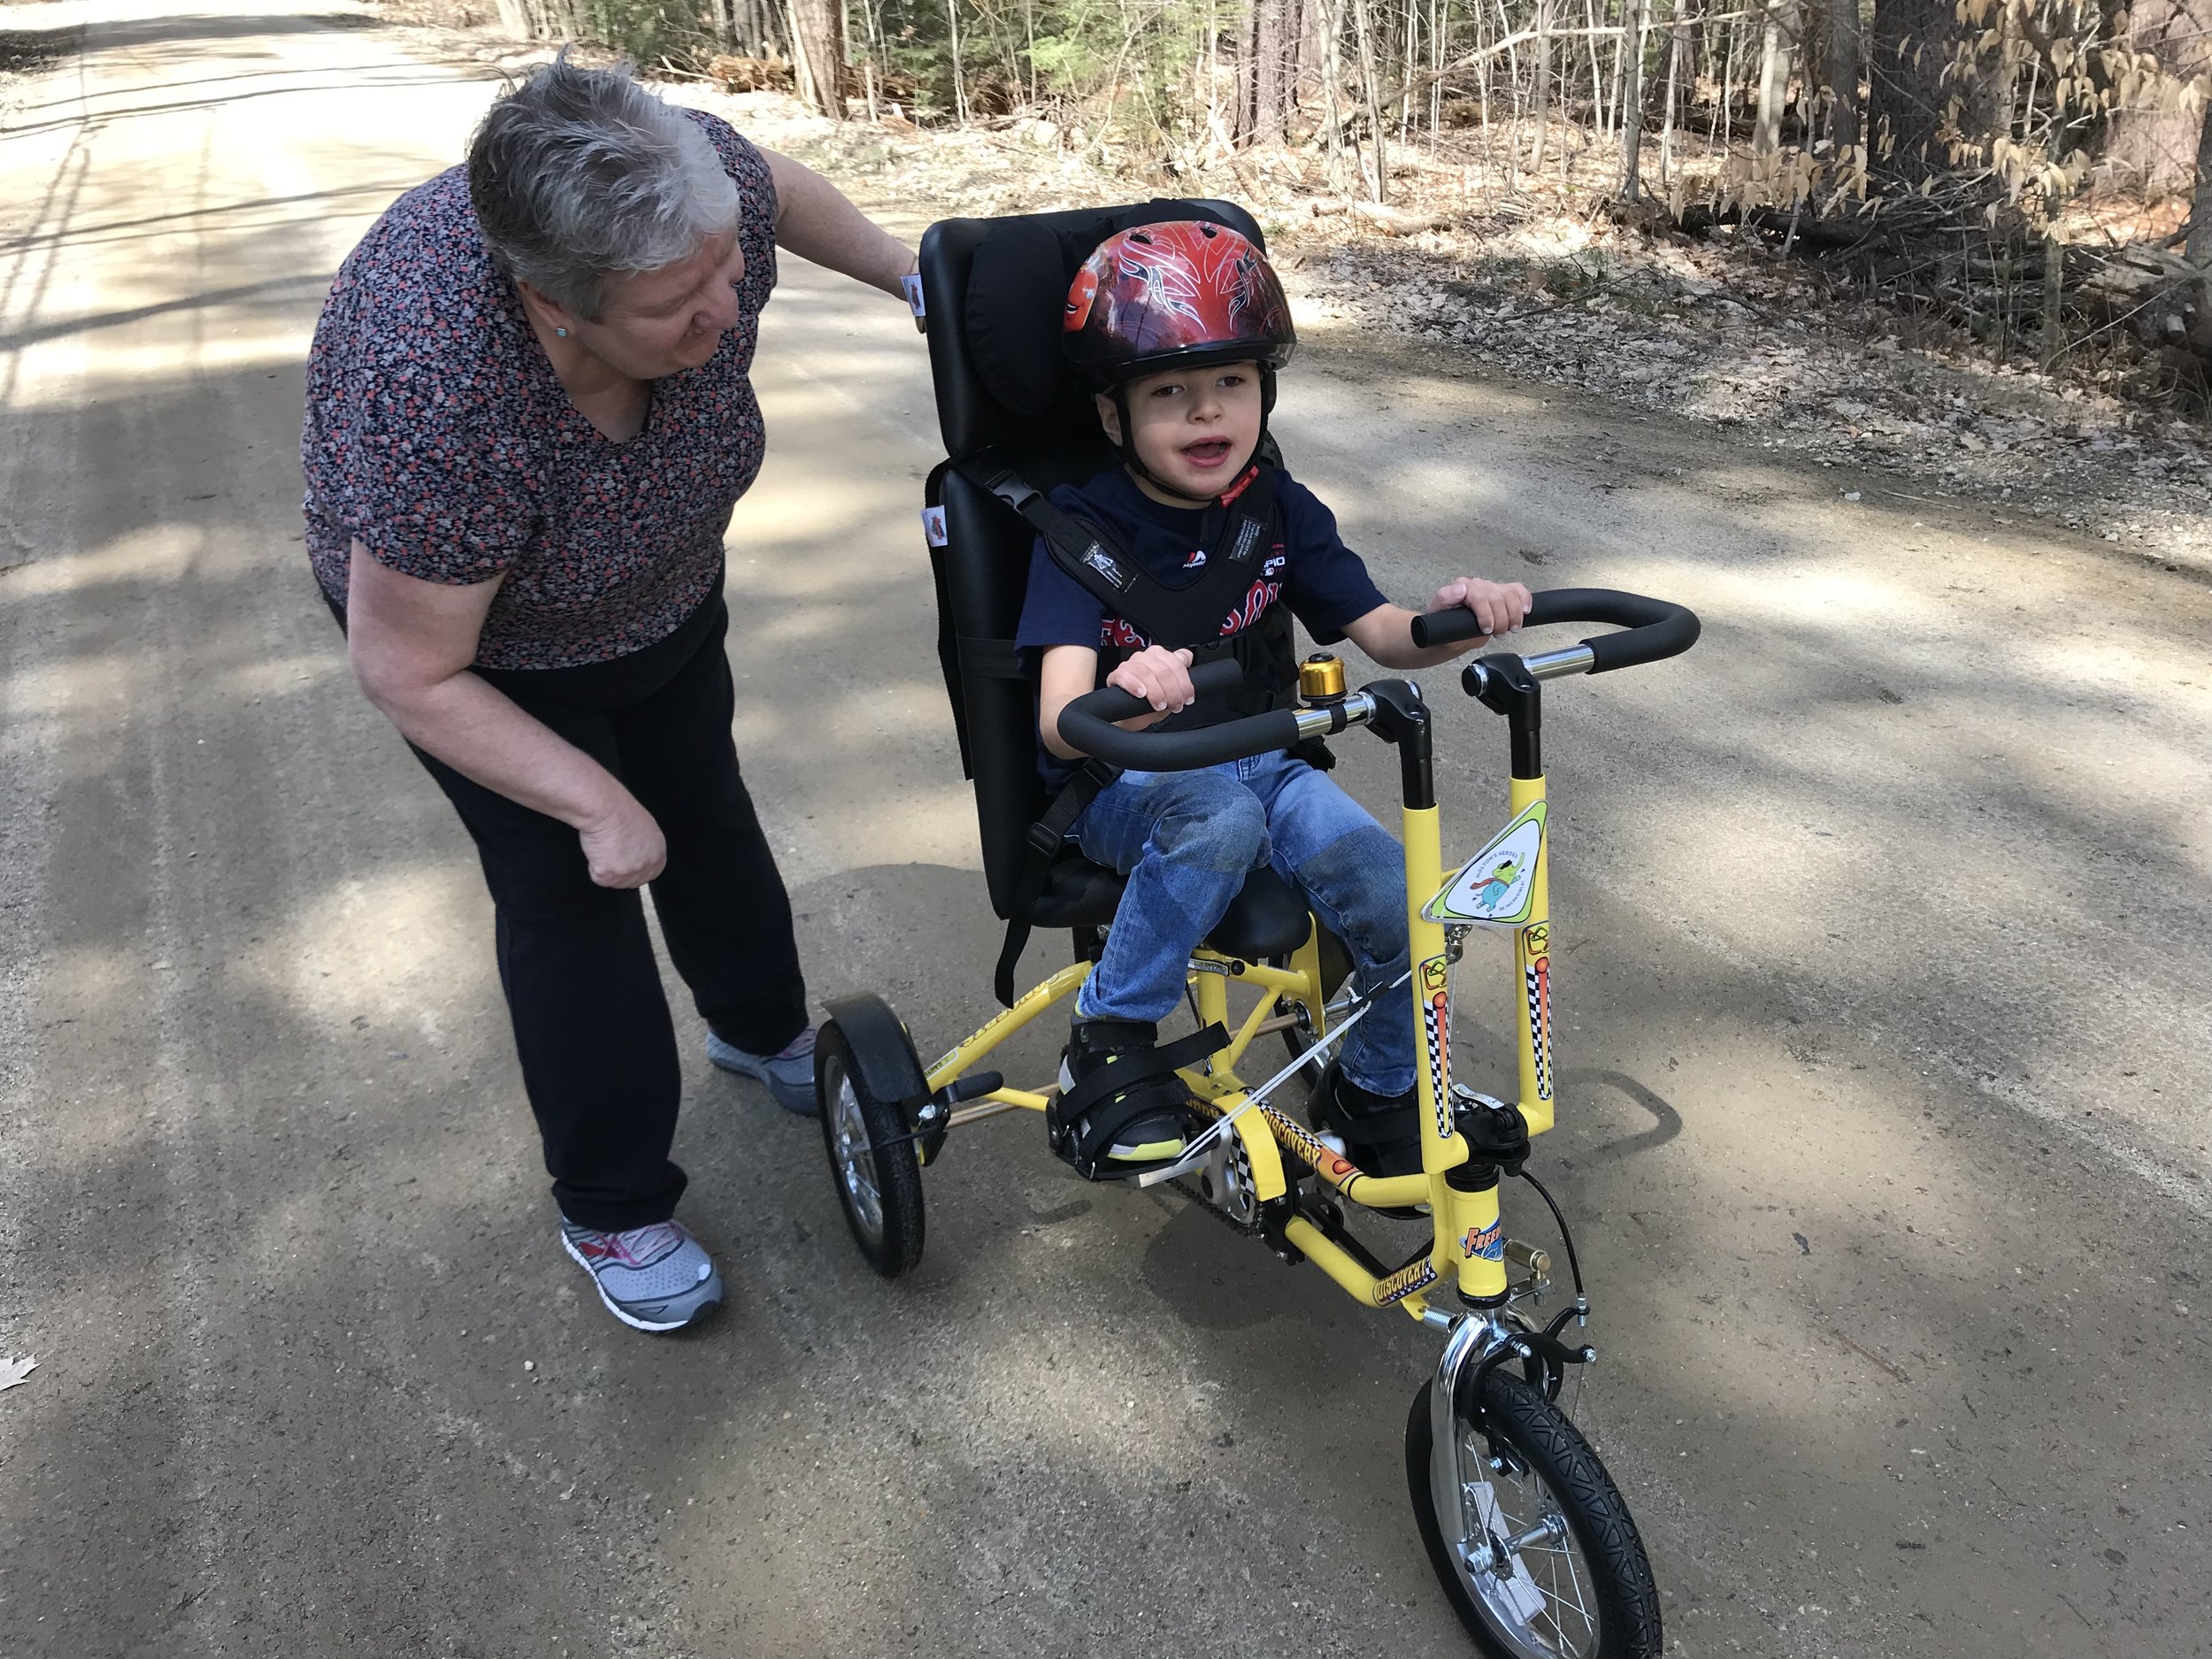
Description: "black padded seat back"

(919, 200), (1268, 919)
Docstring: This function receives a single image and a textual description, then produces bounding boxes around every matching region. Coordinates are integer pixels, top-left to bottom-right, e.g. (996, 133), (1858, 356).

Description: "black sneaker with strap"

(1050, 1018), (1224, 1181)
(1310, 1060), (1424, 1179)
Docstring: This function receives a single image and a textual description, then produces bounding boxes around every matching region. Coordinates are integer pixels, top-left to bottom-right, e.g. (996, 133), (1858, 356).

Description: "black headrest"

(926, 199), (1266, 461)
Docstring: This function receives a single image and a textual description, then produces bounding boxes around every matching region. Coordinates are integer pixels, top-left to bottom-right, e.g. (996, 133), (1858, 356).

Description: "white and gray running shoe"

(706, 1025), (818, 1115)
(559, 1219), (724, 1333)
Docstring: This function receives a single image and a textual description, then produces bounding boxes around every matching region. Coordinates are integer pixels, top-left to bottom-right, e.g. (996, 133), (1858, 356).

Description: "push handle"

(1409, 587), (1700, 674)
(1056, 658), (1300, 772)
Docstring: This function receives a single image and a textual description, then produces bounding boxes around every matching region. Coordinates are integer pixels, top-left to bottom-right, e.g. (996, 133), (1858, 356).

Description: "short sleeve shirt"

(1013, 465), (1388, 657)
(301, 111), (777, 671)
(1012, 465), (1389, 784)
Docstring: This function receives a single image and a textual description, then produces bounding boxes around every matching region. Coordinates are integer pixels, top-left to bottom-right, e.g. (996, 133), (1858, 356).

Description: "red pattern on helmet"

(1064, 219), (1295, 382)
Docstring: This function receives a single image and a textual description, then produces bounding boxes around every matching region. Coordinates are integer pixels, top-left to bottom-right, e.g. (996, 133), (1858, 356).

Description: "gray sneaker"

(706, 1025), (818, 1115)
(559, 1219), (724, 1333)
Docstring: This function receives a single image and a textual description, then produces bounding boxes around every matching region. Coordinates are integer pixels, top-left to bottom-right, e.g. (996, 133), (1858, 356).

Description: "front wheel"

(816, 1019), (926, 1279)
(1406, 1369), (1661, 1659)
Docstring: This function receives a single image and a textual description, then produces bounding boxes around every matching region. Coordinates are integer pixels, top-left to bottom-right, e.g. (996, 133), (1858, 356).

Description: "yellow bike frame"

(918, 668), (1559, 1328)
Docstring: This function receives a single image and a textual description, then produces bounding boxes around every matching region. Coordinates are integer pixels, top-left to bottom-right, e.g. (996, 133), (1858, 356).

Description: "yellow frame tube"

(924, 960), (1089, 1095)
(911, 757), (1557, 1313)
(1509, 772), (1555, 1137)
(1401, 800), (1508, 1304)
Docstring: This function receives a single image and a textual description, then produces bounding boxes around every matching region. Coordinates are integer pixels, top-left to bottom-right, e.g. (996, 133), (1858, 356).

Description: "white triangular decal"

(1424, 802), (1546, 926)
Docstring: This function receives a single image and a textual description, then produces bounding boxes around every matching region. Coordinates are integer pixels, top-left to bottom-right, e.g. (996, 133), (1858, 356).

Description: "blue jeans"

(1071, 749), (1415, 1098)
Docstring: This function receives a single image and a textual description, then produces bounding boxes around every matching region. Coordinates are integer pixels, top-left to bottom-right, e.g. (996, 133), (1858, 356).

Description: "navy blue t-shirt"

(1013, 464), (1390, 783)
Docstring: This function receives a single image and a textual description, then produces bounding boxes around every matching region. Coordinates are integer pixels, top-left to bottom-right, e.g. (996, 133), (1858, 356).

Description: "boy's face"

(1097, 360), (1264, 503)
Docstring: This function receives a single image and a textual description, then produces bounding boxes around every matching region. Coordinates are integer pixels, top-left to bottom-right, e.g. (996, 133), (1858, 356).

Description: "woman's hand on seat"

(1107, 646), (1196, 714)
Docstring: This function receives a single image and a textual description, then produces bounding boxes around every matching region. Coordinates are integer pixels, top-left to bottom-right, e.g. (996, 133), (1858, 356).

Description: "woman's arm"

(758, 147), (916, 298)
(345, 543), (666, 887)
(1341, 577), (1532, 670)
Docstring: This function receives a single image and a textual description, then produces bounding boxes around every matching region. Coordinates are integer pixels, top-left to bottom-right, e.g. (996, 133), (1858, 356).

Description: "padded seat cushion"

(1031, 859), (1311, 960)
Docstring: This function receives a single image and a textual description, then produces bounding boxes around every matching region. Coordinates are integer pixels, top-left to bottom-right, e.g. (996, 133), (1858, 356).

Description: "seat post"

(1071, 926), (1102, 964)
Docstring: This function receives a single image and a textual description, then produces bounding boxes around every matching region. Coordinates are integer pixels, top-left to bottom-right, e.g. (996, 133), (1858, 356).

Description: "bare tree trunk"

(1319, 0), (1353, 189)
(1530, 0), (1552, 170)
(1608, 0), (1628, 142)
(2185, 99), (2212, 265)
(1256, 0), (1291, 142)
(1021, 0), (1038, 104)
(1497, 0), (1524, 189)
(1825, 0), (1861, 156)
(946, 0), (969, 123)
(1584, 0), (1607, 141)
(1658, 0), (1690, 183)
(1350, 0), (1390, 200)
(788, 0), (847, 119)
(1430, 0), (1445, 142)
(1868, 0), (1955, 181)
(1620, 0), (1650, 196)
(1753, 0), (1795, 155)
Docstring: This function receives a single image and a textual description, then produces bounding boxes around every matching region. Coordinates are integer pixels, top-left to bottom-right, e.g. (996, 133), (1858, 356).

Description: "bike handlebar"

(1409, 587), (1700, 674)
(1056, 658), (1297, 772)
(1056, 588), (1699, 774)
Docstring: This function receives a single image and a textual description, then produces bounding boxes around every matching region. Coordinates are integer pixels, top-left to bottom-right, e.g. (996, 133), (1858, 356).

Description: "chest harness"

(969, 461), (1315, 1005)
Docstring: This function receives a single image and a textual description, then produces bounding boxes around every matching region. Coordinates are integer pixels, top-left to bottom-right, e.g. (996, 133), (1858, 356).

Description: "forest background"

(382, 0), (2212, 563)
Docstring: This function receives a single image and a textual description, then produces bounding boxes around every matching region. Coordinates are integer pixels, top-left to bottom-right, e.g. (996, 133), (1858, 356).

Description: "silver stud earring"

(556, 326), (569, 338)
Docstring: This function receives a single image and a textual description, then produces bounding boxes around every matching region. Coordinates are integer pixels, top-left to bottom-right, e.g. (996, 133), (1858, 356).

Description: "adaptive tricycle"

(815, 200), (1698, 1659)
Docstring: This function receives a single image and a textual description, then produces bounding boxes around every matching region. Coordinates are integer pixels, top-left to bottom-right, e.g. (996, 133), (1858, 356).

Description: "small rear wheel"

(816, 1019), (926, 1279)
(1407, 1368), (1661, 1659)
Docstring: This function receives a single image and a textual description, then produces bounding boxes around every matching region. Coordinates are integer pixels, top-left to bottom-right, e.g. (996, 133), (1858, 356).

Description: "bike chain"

(1166, 1173), (1268, 1238)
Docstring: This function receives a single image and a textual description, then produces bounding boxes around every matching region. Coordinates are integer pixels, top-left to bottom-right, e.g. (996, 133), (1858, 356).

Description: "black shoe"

(1051, 1018), (1195, 1178)
(1310, 1062), (1424, 1179)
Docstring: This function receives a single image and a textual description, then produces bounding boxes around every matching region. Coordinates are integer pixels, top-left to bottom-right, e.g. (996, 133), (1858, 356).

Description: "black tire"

(1406, 1369), (1662, 1659)
(816, 1020), (926, 1279)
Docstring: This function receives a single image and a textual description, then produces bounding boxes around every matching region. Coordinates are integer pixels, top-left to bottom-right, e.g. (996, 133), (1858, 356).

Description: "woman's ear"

(517, 280), (585, 341)
(1094, 390), (1123, 446)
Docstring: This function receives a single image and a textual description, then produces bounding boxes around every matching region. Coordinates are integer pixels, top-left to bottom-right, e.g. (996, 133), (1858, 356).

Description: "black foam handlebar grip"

(1409, 587), (1700, 673)
(1057, 659), (1302, 772)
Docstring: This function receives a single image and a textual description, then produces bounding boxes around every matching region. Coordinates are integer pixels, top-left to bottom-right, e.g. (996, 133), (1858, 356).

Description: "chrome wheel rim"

(826, 1056), (884, 1240)
(1438, 1420), (1603, 1659)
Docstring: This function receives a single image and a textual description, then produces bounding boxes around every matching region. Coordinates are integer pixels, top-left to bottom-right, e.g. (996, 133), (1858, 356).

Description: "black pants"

(409, 599), (808, 1231)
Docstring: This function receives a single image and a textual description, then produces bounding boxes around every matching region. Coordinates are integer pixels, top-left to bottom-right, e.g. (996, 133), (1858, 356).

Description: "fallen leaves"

(0, 1354), (36, 1393)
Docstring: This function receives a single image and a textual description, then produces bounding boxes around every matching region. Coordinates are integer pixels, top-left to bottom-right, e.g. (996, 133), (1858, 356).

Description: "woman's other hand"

(578, 790), (668, 888)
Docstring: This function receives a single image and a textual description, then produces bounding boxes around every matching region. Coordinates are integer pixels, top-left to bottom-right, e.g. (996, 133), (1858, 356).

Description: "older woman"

(302, 54), (914, 1333)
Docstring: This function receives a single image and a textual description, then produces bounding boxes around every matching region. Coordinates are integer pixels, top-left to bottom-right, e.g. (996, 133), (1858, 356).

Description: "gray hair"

(467, 50), (741, 320)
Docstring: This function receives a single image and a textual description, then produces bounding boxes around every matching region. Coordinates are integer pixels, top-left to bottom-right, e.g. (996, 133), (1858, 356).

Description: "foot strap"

(1052, 1023), (1228, 1175)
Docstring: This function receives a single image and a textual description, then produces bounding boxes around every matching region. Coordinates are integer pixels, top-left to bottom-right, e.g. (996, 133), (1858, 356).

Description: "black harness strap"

(956, 457), (1304, 1006)
(955, 634), (1025, 681)
(991, 756), (1115, 1007)
(960, 458), (1280, 665)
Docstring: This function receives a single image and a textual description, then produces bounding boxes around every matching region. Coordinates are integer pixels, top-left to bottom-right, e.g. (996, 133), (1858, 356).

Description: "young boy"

(1015, 219), (1530, 1180)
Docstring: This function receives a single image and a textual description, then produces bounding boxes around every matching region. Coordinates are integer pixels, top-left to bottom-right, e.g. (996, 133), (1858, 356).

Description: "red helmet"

(1063, 219), (1295, 386)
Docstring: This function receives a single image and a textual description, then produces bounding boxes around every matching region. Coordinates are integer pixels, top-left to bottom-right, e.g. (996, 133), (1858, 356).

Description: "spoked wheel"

(1407, 1369), (1662, 1659)
(816, 1018), (926, 1279)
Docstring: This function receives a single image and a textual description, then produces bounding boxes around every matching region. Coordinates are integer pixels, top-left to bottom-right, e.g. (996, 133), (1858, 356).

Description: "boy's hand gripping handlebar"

(1409, 586), (1700, 676)
(1056, 659), (1301, 772)
(1056, 588), (1700, 773)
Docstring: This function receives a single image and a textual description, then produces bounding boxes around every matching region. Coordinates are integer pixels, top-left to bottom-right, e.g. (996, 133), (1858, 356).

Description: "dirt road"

(3, 4), (2208, 1655)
